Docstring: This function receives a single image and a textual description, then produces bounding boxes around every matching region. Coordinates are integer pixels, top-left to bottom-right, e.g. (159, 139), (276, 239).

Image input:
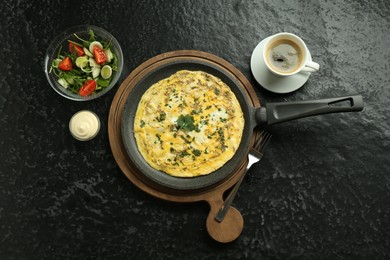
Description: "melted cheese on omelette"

(133, 70), (244, 177)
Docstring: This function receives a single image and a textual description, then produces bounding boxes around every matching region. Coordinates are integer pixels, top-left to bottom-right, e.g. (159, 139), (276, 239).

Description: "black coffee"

(266, 39), (303, 73)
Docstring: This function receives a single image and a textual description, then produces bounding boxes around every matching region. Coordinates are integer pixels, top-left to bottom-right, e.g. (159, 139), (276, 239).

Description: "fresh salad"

(50, 29), (118, 96)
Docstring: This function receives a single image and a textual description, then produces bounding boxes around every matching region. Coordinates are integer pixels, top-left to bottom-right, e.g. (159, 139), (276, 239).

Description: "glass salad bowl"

(44, 25), (123, 101)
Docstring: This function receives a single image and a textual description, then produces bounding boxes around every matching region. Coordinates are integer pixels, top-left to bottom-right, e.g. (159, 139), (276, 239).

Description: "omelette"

(133, 70), (244, 177)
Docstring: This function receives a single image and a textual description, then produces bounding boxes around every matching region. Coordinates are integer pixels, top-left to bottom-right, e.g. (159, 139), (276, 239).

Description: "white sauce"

(69, 110), (100, 141)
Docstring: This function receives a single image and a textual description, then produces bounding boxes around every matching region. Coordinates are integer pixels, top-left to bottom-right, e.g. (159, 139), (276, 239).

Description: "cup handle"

(301, 61), (320, 73)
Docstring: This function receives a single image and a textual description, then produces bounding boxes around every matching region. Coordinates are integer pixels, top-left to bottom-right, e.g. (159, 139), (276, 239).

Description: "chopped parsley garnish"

(179, 150), (190, 158)
(180, 135), (192, 144)
(217, 128), (228, 151)
(192, 149), (201, 157)
(176, 114), (198, 132)
(155, 133), (163, 148)
(191, 108), (202, 115)
(156, 112), (166, 122)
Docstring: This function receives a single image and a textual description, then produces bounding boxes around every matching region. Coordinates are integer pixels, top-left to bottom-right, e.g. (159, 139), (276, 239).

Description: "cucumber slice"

(83, 47), (93, 57)
(92, 67), (101, 78)
(89, 58), (101, 68)
(58, 78), (69, 88)
(105, 49), (114, 63)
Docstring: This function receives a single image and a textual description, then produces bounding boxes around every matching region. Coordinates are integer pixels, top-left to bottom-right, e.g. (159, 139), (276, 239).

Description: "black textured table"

(1, 1), (389, 259)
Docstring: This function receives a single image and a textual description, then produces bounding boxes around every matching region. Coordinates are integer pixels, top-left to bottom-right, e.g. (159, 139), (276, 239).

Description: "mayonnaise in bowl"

(69, 110), (100, 141)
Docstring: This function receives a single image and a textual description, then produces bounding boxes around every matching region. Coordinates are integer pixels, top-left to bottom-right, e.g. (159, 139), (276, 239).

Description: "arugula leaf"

(88, 29), (96, 42)
(97, 78), (110, 88)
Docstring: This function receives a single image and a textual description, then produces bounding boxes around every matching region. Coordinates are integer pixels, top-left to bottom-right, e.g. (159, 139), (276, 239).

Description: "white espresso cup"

(263, 32), (320, 77)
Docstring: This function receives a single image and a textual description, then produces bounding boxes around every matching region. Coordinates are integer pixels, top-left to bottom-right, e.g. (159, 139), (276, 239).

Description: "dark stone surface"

(1, 0), (389, 259)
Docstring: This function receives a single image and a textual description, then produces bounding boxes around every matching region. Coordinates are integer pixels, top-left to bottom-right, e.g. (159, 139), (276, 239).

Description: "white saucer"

(250, 37), (312, 94)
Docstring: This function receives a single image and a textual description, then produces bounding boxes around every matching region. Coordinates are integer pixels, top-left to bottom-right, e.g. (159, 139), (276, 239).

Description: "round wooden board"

(108, 50), (261, 243)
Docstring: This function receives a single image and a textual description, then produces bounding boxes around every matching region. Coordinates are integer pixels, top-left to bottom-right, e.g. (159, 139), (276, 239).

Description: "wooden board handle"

(205, 190), (244, 243)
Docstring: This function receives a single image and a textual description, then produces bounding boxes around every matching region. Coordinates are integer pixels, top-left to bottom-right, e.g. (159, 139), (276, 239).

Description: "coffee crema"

(266, 39), (303, 74)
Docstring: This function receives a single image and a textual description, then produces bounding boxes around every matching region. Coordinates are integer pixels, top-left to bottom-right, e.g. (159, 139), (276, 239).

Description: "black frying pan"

(121, 59), (363, 191)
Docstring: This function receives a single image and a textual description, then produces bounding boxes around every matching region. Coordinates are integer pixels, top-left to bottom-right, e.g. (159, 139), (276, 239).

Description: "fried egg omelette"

(133, 70), (244, 177)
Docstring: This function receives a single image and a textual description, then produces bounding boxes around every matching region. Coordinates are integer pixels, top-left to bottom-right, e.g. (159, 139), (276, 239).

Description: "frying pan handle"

(255, 95), (364, 126)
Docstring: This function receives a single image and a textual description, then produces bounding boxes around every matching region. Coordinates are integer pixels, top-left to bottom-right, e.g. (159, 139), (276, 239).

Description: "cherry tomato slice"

(58, 57), (73, 71)
(93, 46), (107, 64)
(79, 80), (97, 96)
(68, 42), (85, 56)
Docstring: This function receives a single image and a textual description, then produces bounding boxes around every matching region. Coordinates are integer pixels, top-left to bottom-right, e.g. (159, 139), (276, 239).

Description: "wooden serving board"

(108, 50), (261, 243)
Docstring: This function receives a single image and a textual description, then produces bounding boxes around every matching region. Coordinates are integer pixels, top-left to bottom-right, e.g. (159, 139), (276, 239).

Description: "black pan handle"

(255, 95), (364, 126)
